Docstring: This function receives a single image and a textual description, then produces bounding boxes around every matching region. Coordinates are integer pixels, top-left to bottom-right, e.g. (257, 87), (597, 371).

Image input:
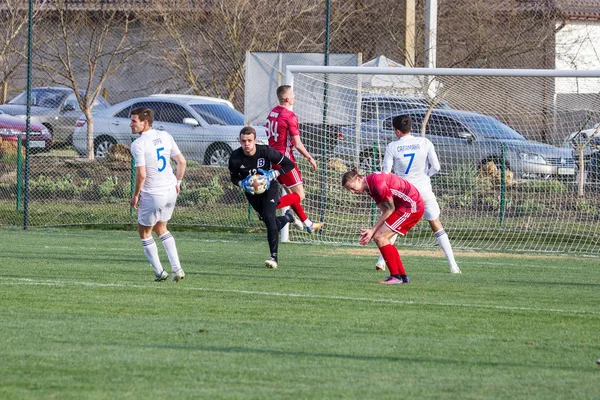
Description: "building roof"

(557, 0), (600, 20)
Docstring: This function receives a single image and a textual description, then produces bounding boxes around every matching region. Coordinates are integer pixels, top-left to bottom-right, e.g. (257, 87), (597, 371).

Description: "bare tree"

(34, 3), (148, 160)
(144, 0), (323, 108)
(0, 0), (36, 103)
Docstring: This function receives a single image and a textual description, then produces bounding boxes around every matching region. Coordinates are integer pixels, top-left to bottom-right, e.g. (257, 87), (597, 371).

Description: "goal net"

(284, 66), (600, 254)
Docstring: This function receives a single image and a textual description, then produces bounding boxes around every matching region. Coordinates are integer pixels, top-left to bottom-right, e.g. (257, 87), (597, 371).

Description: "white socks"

(141, 231), (182, 276)
(376, 230), (460, 272)
(159, 231), (182, 273)
(141, 237), (163, 276)
(434, 229), (459, 270)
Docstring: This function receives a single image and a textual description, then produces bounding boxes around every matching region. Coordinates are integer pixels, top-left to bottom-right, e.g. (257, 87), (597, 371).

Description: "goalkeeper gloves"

(241, 175), (254, 194)
(258, 168), (280, 182)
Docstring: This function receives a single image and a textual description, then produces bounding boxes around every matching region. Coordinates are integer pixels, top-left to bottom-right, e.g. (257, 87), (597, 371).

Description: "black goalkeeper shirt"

(228, 144), (295, 186)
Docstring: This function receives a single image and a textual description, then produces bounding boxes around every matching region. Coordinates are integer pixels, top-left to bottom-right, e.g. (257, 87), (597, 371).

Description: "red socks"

(277, 193), (308, 222)
(379, 244), (406, 275)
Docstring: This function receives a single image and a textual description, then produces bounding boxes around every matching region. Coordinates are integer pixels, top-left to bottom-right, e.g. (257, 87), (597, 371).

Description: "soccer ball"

(247, 173), (269, 195)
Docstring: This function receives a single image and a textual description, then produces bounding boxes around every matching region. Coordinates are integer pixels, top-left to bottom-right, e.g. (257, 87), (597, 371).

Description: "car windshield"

(189, 104), (244, 126)
(10, 89), (70, 109)
(461, 115), (526, 140)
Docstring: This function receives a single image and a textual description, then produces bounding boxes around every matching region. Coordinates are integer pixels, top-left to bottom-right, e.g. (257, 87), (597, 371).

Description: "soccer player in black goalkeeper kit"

(228, 126), (296, 269)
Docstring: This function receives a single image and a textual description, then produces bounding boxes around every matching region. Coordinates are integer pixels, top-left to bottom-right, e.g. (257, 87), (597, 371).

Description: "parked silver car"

(0, 87), (111, 145)
(335, 108), (576, 180)
(72, 94), (254, 165)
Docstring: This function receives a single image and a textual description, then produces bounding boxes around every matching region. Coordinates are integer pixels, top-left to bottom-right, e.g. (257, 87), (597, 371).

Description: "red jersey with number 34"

(266, 105), (300, 163)
(365, 172), (423, 213)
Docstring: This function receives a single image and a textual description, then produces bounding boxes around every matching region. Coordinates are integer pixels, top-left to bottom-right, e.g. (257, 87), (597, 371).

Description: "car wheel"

(94, 136), (116, 158)
(204, 143), (232, 166)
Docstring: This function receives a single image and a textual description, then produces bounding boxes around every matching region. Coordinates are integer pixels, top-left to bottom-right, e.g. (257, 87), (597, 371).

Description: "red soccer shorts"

(385, 208), (425, 236)
(273, 164), (303, 188)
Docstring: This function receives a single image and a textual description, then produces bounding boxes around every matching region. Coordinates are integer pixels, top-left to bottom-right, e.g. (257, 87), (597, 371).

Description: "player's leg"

(373, 224), (408, 284)
(424, 196), (461, 274)
(137, 192), (167, 281)
(247, 189), (280, 269)
(154, 188), (185, 281)
(275, 166), (323, 233)
(374, 208), (424, 284)
(262, 189), (281, 269)
(375, 233), (398, 271)
(428, 219), (461, 273)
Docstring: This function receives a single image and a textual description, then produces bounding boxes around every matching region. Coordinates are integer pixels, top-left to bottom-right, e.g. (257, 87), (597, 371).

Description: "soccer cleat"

(379, 276), (410, 285)
(306, 222), (324, 234)
(450, 265), (462, 274)
(292, 216), (304, 230)
(375, 262), (386, 271)
(171, 269), (185, 282)
(265, 257), (278, 269)
(154, 270), (168, 282)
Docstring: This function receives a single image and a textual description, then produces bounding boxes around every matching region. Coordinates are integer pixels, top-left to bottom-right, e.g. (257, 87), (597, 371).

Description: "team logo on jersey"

(257, 158), (265, 168)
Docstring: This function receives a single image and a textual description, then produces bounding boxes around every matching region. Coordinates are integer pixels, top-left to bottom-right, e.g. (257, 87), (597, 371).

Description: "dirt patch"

(310, 246), (577, 260)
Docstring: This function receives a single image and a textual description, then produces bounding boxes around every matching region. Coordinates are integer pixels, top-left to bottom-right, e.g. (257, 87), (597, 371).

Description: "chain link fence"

(0, 0), (599, 253)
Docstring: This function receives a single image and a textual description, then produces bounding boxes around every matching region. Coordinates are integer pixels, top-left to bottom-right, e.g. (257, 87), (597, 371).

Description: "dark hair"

(130, 107), (154, 125)
(341, 168), (361, 186)
(392, 115), (412, 134)
(239, 126), (256, 139)
(277, 85), (292, 103)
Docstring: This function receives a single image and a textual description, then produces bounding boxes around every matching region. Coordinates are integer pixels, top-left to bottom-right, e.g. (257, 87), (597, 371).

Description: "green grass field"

(1, 228), (598, 399)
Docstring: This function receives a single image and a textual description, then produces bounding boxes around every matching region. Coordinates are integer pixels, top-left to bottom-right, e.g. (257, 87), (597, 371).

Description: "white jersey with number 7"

(131, 128), (181, 195)
(382, 134), (440, 198)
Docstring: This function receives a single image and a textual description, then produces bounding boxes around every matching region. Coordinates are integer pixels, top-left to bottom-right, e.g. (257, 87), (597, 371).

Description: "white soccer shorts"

(137, 188), (177, 226)
(421, 192), (441, 221)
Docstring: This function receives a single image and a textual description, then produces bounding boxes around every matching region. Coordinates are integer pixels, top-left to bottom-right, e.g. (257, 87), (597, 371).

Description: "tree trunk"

(1, 81), (7, 104)
(86, 111), (95, 161)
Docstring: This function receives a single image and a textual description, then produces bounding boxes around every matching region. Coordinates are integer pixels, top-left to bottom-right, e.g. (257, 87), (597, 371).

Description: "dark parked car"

(334, 108), (576, 180)
(0, 87), (110, 145)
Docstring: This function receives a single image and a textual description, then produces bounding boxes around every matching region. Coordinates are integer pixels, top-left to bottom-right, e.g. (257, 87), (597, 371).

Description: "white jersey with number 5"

(131, 129), (181, 195)
(382, 134), (440, 199)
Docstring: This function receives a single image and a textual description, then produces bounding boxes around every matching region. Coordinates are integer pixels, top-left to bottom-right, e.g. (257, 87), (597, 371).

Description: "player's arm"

(382, 144), (394, 173)
(426, 141), (441, 177)
(131, 166), (146, 210)
(170, 136), (186, 193)
(130, 142), (145, 209)
(228, 155), (244, 188)
(291, 135), (317, 170)
(172, 153), (186, 194)
(267, 147), (294, 176)
(359, 198), (395, 245)
(288, 115), (317, 170)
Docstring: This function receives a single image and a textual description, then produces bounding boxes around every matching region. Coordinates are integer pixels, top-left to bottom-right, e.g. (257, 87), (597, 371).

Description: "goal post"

(281, 65), (600, 254)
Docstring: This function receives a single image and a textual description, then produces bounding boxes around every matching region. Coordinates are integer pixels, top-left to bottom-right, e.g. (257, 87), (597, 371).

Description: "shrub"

(98, 176), (129, 202)
(575, 199), (597, 215)
(514, 198), (546, 216)
(30, 174), (80, 200)
(519, 179), (566, 193)
(178, 176), (224, 206)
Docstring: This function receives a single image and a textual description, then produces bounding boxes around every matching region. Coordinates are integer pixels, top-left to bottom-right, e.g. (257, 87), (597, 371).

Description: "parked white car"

(73, 94), (255, 165)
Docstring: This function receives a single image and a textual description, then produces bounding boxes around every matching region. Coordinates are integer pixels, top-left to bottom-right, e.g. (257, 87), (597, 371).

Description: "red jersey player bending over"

(342, 169), (424, 284)
(266, 85), (323, 234)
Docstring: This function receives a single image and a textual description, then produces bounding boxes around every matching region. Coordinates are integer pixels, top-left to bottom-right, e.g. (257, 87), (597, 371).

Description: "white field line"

(1, 277), (598, 317)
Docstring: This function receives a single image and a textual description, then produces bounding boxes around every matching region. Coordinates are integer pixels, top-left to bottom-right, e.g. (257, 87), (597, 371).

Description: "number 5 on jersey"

(157, 147), (166, 172)
(265, 119), (279, 142)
